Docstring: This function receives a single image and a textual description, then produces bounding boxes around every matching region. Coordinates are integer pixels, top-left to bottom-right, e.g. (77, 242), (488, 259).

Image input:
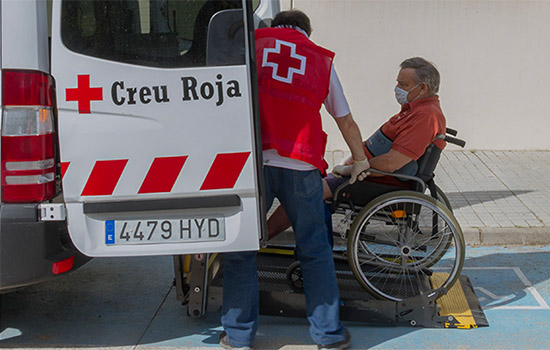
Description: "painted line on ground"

(462, 266), (550, 310)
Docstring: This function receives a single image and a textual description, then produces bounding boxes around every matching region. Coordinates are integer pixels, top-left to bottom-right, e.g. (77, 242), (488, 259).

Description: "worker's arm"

(368, 148), (413, 175)
(334, 113), (369, 183)
(334, 113), (366, 161)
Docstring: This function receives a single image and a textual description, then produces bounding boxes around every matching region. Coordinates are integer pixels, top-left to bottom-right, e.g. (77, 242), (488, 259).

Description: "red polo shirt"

(379, 96), (447, 160)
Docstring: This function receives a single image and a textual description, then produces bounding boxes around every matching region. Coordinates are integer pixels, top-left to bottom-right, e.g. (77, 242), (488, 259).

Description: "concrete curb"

(462, 227), (550, 246)
(277, 227), (550, 247)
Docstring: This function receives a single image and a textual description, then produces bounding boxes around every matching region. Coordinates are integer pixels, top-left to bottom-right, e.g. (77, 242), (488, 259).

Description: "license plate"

(105, 218), (225, 245)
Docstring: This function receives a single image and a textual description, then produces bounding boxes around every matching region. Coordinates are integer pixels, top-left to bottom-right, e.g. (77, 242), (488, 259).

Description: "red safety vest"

(255, 27), (335, 175)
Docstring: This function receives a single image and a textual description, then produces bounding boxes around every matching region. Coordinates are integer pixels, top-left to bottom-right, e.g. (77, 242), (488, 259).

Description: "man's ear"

(420, 83), (430, 96)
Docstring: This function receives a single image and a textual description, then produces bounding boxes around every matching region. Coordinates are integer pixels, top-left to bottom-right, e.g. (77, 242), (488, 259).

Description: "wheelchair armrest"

(367, 169), (427, 192)
(331, 168), (427, 206)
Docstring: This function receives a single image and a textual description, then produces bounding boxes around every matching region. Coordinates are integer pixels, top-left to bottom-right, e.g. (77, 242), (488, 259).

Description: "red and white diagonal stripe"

(138, 156), (188, 194)
(81, 159), (128, 196)
(61, 151), (251, 196)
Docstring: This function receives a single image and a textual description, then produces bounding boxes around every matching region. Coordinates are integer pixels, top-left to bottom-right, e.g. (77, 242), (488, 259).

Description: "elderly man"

(268, 57), (447, 239)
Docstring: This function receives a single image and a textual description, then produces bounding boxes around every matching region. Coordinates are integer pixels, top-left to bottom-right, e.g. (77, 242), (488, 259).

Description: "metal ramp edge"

(434, 274), (489, 328)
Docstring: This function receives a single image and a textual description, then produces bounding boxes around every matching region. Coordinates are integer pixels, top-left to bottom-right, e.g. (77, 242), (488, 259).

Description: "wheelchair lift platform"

(173, 128), (475, 328)
(174, 251), (489, 329)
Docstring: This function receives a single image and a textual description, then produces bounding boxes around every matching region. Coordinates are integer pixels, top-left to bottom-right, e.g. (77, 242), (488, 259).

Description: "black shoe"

(219, 331), (253, 350)
(317, 329), (351, 350)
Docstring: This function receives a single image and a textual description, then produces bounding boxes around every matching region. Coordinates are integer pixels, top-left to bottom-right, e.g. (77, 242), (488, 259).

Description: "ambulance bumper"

(0, 202), (90, 293)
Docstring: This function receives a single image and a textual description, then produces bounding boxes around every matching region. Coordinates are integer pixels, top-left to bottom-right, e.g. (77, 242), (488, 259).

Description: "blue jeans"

(221, 166), (346, 347)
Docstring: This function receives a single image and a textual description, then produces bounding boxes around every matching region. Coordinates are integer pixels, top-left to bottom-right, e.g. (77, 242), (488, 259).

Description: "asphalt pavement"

(2, 150), (550, 349)
(2, 246), (550, 349)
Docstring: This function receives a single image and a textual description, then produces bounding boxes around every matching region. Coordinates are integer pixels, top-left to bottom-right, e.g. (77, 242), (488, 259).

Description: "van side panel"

(1, 0), (49, 72)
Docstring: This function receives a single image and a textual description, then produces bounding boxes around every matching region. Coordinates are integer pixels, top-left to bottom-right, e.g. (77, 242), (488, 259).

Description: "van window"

(61, 0), (245, 68)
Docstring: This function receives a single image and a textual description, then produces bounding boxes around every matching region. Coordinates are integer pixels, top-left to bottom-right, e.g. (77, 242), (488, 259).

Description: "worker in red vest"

(220, 9), (368, 350)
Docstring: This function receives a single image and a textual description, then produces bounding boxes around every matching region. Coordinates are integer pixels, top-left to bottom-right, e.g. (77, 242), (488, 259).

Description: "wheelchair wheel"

(347, 190), (465, 302)
(286, 261), (304, 293)
(426, 185), (453, 211)
(428, 187), (455, 255)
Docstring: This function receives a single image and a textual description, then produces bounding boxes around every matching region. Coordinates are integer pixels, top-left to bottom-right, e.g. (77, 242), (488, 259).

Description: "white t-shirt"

(263, 64), (351, 171)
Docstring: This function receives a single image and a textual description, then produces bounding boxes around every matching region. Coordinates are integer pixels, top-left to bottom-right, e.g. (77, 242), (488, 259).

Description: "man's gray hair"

(400, 57), (440, 94)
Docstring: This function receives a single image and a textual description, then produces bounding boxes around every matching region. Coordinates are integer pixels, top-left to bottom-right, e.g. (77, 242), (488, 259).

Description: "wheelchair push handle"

(446, 127), (458, 136)
(438, 127), (466, 148)
(445, 135), (466, 148)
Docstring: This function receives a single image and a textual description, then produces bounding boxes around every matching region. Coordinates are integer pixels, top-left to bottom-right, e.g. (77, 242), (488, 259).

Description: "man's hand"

(332, 165), (352, 178)
(349, 158), (370, 184)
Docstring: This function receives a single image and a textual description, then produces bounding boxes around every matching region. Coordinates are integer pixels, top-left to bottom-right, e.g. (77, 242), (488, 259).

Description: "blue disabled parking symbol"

(105, 220), (115, 245)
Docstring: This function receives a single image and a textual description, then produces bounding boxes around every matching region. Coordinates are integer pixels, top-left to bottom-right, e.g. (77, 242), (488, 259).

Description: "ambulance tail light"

(1, 70), (56, 203)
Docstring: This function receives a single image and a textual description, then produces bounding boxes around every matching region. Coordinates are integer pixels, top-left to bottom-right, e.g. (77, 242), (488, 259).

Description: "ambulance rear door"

(51, 0), (270, 257)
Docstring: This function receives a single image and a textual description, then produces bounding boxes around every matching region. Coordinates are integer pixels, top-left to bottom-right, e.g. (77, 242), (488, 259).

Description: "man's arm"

(332, 148), (412, 177)
(368, 149), (413, 175)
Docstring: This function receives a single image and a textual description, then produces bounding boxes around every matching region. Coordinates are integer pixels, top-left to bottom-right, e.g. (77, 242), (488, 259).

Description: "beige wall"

(279, 0), (550, 160)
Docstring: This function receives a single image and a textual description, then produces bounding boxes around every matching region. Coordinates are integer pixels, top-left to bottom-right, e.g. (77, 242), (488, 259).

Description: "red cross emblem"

(66, 75), (103, 114)
(262, 40), (306, 84)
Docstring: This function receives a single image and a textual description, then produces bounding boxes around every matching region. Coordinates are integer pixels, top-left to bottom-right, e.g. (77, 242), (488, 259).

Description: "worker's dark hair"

(400, 57), (440, 94)
(271, 10), (312, 36)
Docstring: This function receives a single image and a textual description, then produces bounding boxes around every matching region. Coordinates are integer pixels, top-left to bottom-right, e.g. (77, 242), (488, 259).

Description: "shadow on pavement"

(446, 190), (533, 209)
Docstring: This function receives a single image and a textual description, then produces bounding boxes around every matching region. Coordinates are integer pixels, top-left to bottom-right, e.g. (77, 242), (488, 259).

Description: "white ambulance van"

(1, 0), (278, 293)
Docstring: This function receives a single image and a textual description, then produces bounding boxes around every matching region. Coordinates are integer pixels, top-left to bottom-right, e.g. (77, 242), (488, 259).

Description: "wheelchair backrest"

(412, 139), (443, 192)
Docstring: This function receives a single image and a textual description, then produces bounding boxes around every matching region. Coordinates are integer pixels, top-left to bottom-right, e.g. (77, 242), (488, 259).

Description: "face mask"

(394, 84), (420, 105)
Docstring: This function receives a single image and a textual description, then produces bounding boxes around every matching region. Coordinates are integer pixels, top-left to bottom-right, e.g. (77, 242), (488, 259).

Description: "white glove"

(349, 158), (371, 184)
(331, 164), (352, 178)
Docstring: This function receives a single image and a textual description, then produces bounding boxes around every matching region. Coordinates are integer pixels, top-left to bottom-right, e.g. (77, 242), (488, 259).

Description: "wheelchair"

(285, 128), (466, 302)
